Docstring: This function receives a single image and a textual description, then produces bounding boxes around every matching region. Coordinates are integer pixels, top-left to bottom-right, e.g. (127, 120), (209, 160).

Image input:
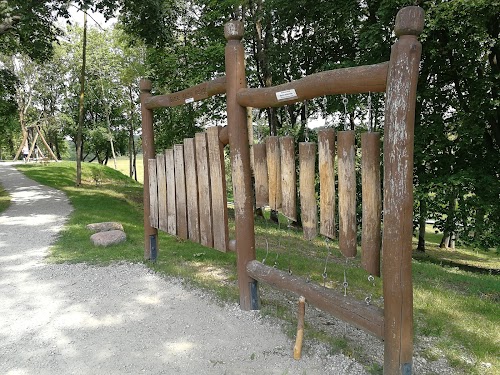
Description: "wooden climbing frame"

(140, 7), (424, 374)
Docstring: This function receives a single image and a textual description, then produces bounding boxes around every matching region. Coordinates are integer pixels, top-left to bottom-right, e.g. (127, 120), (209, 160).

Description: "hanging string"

(342, 95), (349, 131)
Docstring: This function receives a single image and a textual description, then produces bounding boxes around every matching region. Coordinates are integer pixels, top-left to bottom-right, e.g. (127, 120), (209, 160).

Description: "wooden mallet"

(293, 296), (306, 360)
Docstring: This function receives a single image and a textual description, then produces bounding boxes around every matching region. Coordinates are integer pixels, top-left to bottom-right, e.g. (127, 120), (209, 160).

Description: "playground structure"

(140, 6), (423, 375)
(13, 124), (59, 162)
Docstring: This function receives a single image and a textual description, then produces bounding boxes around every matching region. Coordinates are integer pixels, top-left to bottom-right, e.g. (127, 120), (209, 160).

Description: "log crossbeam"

(236, 62), (388, 109)
(246, 260), (384, 340)
(145, 76), (226, 109)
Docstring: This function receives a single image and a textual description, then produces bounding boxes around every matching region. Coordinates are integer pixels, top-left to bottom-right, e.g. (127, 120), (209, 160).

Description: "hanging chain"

(342, 95), (349, 131)
(343, 258), (349, 296)
(367, 92), (373, 132)
(274, 224), (280, 268)
(365, 274), (375, 305)
(322, 239), (331, 287)
(304, 101), (310, 142)
(262, 238), (269, 264)
(287, 218), (292, 275)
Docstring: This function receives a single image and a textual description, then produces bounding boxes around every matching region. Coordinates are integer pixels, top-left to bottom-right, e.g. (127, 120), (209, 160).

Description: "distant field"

(102, 155), (144, 184)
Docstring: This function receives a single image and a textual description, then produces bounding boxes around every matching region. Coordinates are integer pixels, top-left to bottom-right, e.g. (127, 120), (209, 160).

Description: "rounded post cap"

(224, 21), (244, 40)
(395, 6), (424, 37)
(140, 79), (152, 92)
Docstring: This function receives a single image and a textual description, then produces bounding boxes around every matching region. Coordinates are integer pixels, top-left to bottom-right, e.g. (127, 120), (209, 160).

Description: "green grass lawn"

(101, 155), (144, 184)
(414, 225), (500, 271)
(16, 161), (500, 375)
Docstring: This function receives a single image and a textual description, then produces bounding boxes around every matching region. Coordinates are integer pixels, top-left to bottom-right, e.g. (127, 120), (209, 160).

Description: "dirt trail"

(0, 162), (367, 375)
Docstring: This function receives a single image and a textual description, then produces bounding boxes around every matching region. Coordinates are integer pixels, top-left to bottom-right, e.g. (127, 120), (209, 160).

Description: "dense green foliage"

(1, 0), (499, 247)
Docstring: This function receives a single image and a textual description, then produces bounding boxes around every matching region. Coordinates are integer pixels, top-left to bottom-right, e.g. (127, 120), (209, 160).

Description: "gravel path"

(0, 162), (368, 375)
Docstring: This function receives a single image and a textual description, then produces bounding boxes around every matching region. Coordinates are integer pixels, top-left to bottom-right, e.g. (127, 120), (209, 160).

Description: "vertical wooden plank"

(165, 148), (177, 236)
(156, 153), (168, 233)
(280, 136), (297, 221)
(361, 132), (381, 277)
(299, 142), (317, 240)
(207, 126), (229, 252)
(383, 7), (424, 374)
(174, 144), (188, 240)
(148, 158), (159, 229)
(195, 132), (213, 248)
(337, 131), (357, 257)
(318, 129), (336, 239)
(266, 136), (282, 211)
(253, 143), (269, 207)
(184, 138), (201, 243)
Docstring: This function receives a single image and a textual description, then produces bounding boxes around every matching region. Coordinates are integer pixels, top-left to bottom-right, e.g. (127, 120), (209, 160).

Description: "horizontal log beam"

(246, 260), (384, 339)
(237, 62), (388, 109)
(145, 76), (227, 109)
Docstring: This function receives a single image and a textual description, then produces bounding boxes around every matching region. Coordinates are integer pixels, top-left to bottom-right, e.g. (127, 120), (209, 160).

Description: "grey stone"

(86, 221), (124, 232)
(90, 230), (126, 247)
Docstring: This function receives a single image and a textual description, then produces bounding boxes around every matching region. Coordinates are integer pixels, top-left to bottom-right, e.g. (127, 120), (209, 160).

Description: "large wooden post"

(140, 79), (158, 260)
(225, 21), (259, 310)
(382, 6), (423, 375)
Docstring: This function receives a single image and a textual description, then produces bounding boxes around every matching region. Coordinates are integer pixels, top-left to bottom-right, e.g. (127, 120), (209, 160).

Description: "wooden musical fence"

(140, 7), (423, 374)
(148, 126), (229, 252)
(252, 130), (381, 275)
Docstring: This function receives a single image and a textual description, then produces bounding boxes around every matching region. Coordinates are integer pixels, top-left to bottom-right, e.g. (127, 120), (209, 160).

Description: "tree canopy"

(0, 0), (499, 249)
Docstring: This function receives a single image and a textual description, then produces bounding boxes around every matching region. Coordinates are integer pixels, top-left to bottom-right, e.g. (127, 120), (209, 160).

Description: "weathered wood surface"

(318, 129), (336, 239)
(207, 126), (229, 252)
(383, 6), (424, 373)
(247, 260), (384, 339)
(148, 158), (159, 229)
(361, 132), (381, 277)
(237, 63), (388, 109)
(165, 148), (177, 236)
(174, 144), (188, 240)
(337, 131), (357, 257)
(156, 152), (168, 232)
(299, 142), (317, 240)
(280, 136), (297, 221)
(184, 138), (200, 243)
(145, 76), (226, 109)
(195, 132), (213, 248)
(253, 143), (269, 208)
(225, 21), (259, 310)
(266, 136), (282, 211)
(140, 79), (158, 260)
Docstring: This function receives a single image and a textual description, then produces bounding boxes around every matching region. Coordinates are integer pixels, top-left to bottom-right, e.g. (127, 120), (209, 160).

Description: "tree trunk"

(128, 85), (135, 179)
(473, 207), (485, 242)
(417, 198), (426, 252)
(440, 194), (456, 249)
(440, 232), (450, 248)
(76, 10), (87, 186)
(449, 232), (456, 250)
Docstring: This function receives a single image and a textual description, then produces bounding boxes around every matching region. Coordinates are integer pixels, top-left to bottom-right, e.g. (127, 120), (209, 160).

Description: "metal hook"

(342, 95), (349, 131)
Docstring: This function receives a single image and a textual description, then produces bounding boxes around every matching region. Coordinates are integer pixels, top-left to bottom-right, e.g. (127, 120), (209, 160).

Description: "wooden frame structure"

(140, 7), (423, 374)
